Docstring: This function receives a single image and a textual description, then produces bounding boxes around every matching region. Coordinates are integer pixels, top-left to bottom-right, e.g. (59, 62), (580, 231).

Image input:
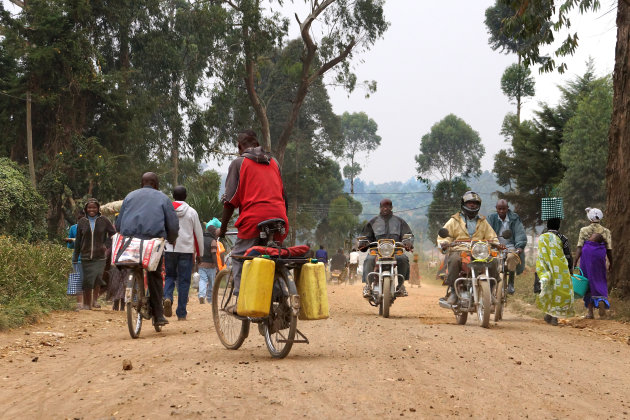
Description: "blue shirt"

(315, 249), (328, 264)
(462, 212), (478, 238)
(116, 185), (179, 242)
(67, 224), (78, 249)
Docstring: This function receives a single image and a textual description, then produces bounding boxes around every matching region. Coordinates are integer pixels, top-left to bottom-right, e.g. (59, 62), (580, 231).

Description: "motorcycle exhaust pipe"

(438, 299), (452, 310)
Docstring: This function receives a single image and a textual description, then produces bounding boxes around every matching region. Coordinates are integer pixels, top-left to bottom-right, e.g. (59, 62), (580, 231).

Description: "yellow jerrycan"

(236, 257), (275, 317)
(297, 262), (329, 320)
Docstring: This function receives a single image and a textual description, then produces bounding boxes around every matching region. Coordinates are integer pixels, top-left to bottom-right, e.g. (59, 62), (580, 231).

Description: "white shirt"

(349, 251), (360, 264)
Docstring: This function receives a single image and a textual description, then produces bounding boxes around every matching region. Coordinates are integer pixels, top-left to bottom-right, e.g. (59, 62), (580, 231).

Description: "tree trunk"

(606, 0), (630, 294)
(26, 90), (36, 187)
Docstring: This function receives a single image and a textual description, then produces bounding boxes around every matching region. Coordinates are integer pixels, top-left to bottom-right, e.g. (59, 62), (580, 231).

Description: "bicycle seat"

(257, 218), (286, 239)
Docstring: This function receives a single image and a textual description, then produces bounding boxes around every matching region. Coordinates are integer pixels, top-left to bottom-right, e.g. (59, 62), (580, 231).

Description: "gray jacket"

(487, 210), (527, 274)
(115, 186), (179, 244)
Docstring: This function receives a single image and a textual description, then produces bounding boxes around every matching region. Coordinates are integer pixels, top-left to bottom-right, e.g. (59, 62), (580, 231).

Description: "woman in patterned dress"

(536, 218), (574, 326)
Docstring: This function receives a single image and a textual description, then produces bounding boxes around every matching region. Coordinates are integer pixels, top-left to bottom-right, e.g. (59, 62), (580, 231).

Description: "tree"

(501, 63), (535, 123)
(315, 195), (362, 251)
(426, 178), (470, 242)
(340, 111), (381, 193)
(415, 114), (485, 188)
(559, 76), (612, 247)
(211, 0), (388, 167)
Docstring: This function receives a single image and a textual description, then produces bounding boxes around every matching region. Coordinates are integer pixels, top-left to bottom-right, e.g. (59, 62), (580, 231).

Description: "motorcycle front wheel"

(494, 277), (504, 322)
(381, 276), (391, 318)
(477, 280), (491, 328)
(126, 270), (143, 339)
(455, 311), (468, 325)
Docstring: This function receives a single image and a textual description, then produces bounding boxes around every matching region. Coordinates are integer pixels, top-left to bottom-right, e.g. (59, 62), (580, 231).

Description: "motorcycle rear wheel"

(212, 268), (250, 350)
(381, 276), (391, 318)
(126, 270), (143, 339)
(478, 280), (491, 328)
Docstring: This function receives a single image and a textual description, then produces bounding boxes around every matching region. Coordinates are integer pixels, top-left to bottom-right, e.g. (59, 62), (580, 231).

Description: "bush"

(0, 158), (47, 241)
(0, 236), (73, 330)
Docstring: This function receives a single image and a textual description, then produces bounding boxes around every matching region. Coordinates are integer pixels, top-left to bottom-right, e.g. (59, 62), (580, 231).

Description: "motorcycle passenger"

(437, 191), (500, 305)
(487, 199), (527, 294)
(330, 248), (348, 281)
(218, 130), (289, 306)
(359, 198), (413, 298)
(115, 172), (179, 326)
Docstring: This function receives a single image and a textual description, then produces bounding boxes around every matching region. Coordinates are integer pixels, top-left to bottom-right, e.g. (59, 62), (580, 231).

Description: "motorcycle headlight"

(378, 241), (395, 257)
(471, 242), (490, 260)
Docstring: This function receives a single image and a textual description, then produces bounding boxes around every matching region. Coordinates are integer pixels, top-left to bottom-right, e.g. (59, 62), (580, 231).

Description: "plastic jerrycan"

(297, 262), (329, 320)
(237, 257), (275, 317)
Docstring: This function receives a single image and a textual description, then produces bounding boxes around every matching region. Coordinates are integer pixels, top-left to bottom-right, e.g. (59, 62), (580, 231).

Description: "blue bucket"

(571, 267), (589, 298)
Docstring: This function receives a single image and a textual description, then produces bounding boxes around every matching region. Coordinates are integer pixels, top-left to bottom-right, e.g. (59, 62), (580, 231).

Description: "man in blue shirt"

(487, 199), (527, 294)
(315, 245), (328, 264)
(115, 172), (179, 326)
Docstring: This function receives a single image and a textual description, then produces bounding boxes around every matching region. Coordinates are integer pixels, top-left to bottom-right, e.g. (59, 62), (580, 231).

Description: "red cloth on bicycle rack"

(244, 245), (310, 258)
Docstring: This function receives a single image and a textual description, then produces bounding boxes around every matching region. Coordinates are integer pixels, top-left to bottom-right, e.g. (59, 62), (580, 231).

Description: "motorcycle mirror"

(501, 229), (512, 240)
(438, 228), (450, 238)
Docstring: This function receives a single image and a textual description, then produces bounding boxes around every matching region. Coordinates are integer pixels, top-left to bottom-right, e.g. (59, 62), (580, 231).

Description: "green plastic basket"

(571, 267), (589, 298)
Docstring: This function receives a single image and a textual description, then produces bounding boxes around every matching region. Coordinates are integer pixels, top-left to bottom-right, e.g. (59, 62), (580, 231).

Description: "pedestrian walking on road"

(536, 218), (574, 326)
(72, 199), (116, 310)
(574, 208), (613, 319)
(198, 219), (220, 304)
(164, 186), (204, 321)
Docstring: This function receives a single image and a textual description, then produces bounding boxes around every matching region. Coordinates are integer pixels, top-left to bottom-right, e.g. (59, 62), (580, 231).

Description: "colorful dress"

(580, 240), (609, 309)
(536, 232), (575, 318)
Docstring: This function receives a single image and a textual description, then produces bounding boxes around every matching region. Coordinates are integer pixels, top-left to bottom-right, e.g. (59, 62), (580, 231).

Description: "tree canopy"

(340, 111), (381, 194)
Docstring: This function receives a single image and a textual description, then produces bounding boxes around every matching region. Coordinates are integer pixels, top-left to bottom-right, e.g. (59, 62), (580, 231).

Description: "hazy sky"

(320, 0), (617, 184)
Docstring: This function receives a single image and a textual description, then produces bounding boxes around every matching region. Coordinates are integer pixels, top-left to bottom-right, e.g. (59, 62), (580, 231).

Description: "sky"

(320, 0), (618, 184)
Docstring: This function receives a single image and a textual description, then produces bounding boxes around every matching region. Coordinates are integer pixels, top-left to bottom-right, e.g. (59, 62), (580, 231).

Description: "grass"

(0, 236), (73, 330)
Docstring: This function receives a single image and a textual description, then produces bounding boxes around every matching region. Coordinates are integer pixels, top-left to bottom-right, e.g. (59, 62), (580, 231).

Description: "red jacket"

(222, 147), (288, 240)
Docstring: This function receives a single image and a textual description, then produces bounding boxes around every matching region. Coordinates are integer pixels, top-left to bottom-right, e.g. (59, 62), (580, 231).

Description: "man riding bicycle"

(219, 130), (289, 305)
(115, 172), (179, 326)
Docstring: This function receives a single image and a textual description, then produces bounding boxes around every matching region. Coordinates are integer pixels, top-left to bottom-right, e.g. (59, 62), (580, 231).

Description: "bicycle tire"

(126, 270), (143, 339)
(263, 270), (297, 359)
(212, 268), (249, 350)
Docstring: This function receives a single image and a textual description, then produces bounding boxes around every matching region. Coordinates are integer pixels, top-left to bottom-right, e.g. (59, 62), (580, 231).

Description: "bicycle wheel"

(212, 268), (249, 350)
(477, 280), (491, 328)
(126, 270), (143, 339)
(263, 270), (297, 359)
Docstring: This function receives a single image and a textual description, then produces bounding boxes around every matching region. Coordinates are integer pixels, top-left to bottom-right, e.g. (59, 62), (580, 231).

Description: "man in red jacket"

(219, 130), (288, 296)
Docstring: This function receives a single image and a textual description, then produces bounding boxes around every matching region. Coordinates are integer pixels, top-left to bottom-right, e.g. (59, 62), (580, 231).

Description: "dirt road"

(1, 280), (630, 419)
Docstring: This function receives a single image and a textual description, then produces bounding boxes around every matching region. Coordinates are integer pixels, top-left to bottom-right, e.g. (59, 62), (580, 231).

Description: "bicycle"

(212, 219), (311, 359)
(125, 267), (163, 339)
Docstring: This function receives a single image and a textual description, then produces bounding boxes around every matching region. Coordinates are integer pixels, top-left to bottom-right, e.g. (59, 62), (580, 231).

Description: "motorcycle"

(494, 233), (515, 322)
(358, 234), (413, 318)
(329, 267), (346, 285)
(437, 228), (510, 328)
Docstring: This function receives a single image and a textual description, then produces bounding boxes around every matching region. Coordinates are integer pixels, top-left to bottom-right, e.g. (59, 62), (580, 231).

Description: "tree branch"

(9, 0), (24, 8)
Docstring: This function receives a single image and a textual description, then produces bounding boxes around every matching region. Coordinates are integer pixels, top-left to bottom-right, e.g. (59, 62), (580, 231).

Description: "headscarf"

(206, 217), (221, 230)
(83, 198), (101, 215)
(585, 207), (603, 223)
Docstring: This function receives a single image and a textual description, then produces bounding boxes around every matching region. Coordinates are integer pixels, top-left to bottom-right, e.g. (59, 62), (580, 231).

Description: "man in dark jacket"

(359, 198), (414, 297)
(115, 172), (179, 326)
(198, 221), (219, 304)
(487, 199), (527, 294)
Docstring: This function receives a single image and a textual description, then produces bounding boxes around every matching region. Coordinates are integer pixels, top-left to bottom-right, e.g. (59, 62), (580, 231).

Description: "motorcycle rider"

(487, 199), (527, 294)
(330, 248), (348, 281)
(359, 198), (413, 298)
(437, 191), (500, 305)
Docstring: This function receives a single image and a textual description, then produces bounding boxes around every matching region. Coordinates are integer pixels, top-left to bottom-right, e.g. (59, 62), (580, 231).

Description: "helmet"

(461, 191), (482, 218)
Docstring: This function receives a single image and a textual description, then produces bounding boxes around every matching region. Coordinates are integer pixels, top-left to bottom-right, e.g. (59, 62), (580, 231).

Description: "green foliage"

(415, 114), (485, 186)
(494, 63), (603, 229)
(0, 236), (72, 330)
(426, 179), (470, 242)
(183, 169), (223, 225)
(497, 0), (601, 73)
(340, 111), (381, 192)
(501, 63), (536, 115)
(315, 195), (363, 251)
(0, 158), (47, 241)
(559, 76), (612, 244)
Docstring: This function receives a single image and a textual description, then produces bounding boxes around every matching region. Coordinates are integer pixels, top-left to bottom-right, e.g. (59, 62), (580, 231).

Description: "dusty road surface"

(1, 279), (630, 419)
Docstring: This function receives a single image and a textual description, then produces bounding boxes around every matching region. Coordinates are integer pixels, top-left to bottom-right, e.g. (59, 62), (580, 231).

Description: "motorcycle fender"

(381, 271), (391, 277)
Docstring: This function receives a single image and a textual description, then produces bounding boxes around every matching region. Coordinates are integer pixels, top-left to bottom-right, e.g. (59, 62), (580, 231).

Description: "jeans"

(198, 267), (216, 300)
(164, 252), (193, 318)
